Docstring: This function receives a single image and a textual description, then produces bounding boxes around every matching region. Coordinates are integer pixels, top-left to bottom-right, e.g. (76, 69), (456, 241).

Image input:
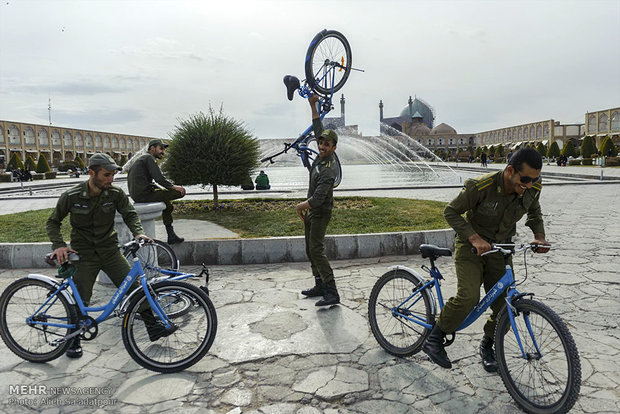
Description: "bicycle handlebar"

(472, 243), (550, 256)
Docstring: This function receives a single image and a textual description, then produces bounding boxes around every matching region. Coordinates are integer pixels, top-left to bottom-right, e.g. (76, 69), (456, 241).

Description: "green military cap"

(148, 138), (169, 148)
(319, 129), (338, 145)
(88, 153), (121, 171)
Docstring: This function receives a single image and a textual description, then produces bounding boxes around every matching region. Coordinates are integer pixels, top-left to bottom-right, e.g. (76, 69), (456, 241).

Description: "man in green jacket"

(128, 139), (186, 244)
(47, 153), (174, 358)
(255, 171), (271, 190)
(296, 94), (340, 307)
(423, 148), (550, 372)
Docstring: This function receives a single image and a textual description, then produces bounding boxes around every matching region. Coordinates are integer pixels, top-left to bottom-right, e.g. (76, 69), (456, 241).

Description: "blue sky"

(1, 0), (619, 139)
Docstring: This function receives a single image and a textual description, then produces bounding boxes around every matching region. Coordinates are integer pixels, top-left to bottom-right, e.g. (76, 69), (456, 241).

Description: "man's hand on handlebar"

(135, 234), (153, 243)
(468, 233), (491, 256)
(531, 234), (551, 253)
(50, 246), (79, 265)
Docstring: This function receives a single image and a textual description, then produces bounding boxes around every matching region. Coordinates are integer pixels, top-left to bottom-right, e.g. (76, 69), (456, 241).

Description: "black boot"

(140, 311), (178, 342)
(422, 324), (452, 369)
(480, 335), (498, 373)
(315, 279), (340, 307)
(66, 337), (82, 359)
(301, 277), (324, 297)
(165, 224), (185, 244)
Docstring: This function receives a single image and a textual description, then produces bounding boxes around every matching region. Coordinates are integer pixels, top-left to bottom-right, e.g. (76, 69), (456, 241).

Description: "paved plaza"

(0, 166), (618, 413)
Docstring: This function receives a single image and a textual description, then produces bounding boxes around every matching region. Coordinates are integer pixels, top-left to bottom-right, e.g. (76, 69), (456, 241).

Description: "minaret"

(340, 94), (345, 125)
(408, 96), (413, 118)
(379, 100), (384, 121)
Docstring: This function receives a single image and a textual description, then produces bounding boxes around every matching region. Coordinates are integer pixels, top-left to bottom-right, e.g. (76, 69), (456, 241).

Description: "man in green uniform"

(47, 153), (175, 359)
(296, 94), (340, 307)
(127, 139), (186, 244)
(423, 148), (550, 371)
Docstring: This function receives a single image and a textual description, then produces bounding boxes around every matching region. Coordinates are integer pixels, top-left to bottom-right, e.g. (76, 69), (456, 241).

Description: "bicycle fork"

(506, 294), (542, 360)
(140, 278), (174, 329)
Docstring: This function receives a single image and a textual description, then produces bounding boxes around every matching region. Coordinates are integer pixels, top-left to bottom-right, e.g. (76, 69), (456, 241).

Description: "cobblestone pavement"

(0, 183), (618, 413)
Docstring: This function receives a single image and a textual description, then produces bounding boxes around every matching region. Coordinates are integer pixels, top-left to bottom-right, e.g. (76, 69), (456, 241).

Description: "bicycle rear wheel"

(122, 281), (217, 373)
(368, 269), (434, 357)
(123, 239), (179, 279)
(495, 299), (581, 414)
(305, 29), (352, 95)
(0, 279), (76, 362)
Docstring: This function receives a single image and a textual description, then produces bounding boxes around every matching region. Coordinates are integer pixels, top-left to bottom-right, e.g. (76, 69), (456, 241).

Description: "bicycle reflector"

(57, 263), (77, 279)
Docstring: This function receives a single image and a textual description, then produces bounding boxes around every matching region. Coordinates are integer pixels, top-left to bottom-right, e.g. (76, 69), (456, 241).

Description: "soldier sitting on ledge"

(127, 139), (187, 244)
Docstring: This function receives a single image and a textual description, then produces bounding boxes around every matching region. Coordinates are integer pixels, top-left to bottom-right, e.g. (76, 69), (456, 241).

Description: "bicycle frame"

(261, 80), (337, 169)
(26, 258), (174, 333)
(392, 260), (537, 359)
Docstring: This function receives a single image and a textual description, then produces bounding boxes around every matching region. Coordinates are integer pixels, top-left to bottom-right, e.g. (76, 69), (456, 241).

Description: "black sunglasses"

(518, 173), (540, 184)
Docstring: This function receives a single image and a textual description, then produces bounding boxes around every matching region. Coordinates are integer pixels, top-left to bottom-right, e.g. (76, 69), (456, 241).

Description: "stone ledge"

(0, 229), (455, 269)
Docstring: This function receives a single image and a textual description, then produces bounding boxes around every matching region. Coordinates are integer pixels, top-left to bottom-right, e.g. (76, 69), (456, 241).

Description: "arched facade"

(0, 119), (161, 169)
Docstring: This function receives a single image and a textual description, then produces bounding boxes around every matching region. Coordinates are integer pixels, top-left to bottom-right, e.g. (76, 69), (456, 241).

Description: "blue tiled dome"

(400, 97), (434, 129)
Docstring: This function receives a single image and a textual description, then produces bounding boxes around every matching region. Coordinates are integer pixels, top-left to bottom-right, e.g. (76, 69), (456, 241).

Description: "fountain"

(257, 121), (466, 190)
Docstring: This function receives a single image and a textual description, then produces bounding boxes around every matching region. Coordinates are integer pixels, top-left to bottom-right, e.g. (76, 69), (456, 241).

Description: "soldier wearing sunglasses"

(423, 147), (550, 372)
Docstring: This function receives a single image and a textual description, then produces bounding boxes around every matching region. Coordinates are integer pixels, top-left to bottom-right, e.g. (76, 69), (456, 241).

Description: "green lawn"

(0, 197), (448, 242)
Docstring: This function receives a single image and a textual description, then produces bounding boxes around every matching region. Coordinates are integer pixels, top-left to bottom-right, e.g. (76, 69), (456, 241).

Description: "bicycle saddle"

(420, 244), (452, 259)
(283, 75), (300, 101)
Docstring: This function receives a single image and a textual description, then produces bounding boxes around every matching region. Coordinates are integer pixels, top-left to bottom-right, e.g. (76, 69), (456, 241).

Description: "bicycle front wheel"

(495, 299), (581, 414)
(122, 281), (217, 373)
(305, 29), (352, 95)
(368, 269), (434, 357)
(0, 279), (76, 363)
(123, 239), (179, 279)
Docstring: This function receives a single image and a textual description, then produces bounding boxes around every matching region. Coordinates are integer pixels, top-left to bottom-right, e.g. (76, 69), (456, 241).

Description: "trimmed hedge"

(45, 172), (57, 179)
(581, 158), (593, 165)
(568, 159), (581, 166)
(606, 157), (620, 166)
(36, 154), (51, 173)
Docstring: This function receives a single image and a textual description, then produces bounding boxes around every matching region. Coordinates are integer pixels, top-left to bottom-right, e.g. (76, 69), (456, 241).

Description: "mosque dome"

(399, 97), (434, 129)
(431, 122), (457, 135)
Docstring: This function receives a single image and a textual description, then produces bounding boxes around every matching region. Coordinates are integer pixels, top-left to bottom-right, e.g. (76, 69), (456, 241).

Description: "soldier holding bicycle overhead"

(423, 148), (550, 372)
(296, 94), (341, 307)
(46, 153), (175, 359)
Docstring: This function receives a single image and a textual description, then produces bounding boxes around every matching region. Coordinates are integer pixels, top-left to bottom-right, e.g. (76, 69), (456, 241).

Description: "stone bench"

(98, 202), (165, 284)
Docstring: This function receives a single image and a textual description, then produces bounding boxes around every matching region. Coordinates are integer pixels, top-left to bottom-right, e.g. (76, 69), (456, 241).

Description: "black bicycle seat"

(283, 75), (300, 101)
(420, 244), (452, 259)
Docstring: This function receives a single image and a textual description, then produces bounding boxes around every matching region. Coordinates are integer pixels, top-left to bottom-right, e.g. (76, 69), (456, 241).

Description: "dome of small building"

(399, 97), (434, 129)
(430, 122), (457, 135)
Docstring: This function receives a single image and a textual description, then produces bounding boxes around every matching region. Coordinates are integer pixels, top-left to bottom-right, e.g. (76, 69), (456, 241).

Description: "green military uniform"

(305, 118), (339, 284)
(438, 170), (545, 338)
(47, 180), (145, 305)
(127, 153), (183, 226)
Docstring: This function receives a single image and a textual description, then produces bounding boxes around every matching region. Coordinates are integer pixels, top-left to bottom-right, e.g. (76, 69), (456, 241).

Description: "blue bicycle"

(368, 243), (581, 414)
(0, 240), (217, 373)
(261, 29), (362, 187)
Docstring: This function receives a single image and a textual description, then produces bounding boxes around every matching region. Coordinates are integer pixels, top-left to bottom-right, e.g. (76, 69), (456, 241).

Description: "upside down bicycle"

(261, 29), (363, 187)
(368, 243), (581, 414)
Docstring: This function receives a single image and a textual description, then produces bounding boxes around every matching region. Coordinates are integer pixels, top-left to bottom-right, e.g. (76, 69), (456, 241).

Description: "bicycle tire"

(305, 29), (352, 95)
(0, 278), (76, 363)
(368, 269), (434, 357)
(123, 239), (179, 279)
(494, 299), (581, 414)
(121, 281), (217, 373)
